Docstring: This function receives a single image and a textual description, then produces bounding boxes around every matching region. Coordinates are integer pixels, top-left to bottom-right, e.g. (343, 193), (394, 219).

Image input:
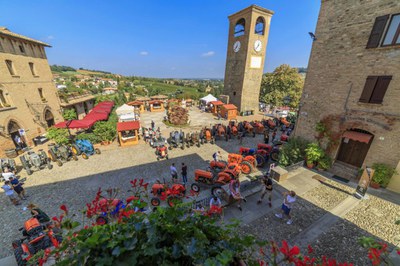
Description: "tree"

(62, 109), (77, 120)
(260, 64), (304, 109)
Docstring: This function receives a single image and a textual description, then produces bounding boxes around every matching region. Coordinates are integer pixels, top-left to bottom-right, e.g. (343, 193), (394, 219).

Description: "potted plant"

(317, 155), (332, 171)
(305, 143), (324, 168)
(371, 163), (397, 188)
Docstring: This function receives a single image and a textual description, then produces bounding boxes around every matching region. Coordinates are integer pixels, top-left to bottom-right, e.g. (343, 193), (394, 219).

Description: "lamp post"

(66, 120), (73, 143)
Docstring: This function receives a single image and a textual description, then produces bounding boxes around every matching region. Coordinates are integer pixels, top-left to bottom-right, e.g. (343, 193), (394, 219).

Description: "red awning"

(117, 121), (140, 132)
(97, 101), (114, 107)
(342, 131), (372, 144)
(222, 104), (237, 110)
(54, 119), (96, 129)
(210, 101), (224, 106)
(84, 112), (108, 121)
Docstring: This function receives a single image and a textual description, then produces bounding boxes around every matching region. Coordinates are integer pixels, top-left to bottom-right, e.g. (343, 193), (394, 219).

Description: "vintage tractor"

(155, 144), (169, 160)
(47, 143), (78, 167)
(150, 180), (186, 207)
(20, 150), (52, 175)
(257, 142), (282, 162)
(150, 135), (167, 148)
(263, 118), (279, 130)
(71, 139), (101, 159)
(184, 131), (202, 148)
(0, 158), (17, 174)
(241, 121), (256, 137)
(251, 121), (265, 134)
(226, 153), (257, 174)
(200, 127), (214, 144)
(191, 162), (242, 197)
(227, 120), (239, 138)
(212, 124), (229, 141)
(168, 130), (185, 150)
(12, 218), (62, 266)
(239, 147), (267, 167)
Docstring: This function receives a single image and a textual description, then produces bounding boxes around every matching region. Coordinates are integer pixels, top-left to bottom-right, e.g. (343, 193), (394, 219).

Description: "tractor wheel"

(71, 145), (80, 155)
(240, 161), (253, 175)
(211, 185), (223, 198)
(225, 134), (228, 141)
(72, 155), (78, 161)
(166, 155), (169, 160)
(82, 153), (89, 160)
(197, 142), (200, 147)
(12, 240), (22, 249)
(95, 148), (101, 154)
(191, 183), (201, 193)
(270, 151), (279, 162)
(181, 144), (185, 150)
(14, 247), (26, 266)
(47, 162), (53, 170)
(56, 160), (63, 167)
(26, 168), (32, 176)
(157, 157), (160, 161)
(167, 196), (182, 207)
(96, 216), (108, 225)
(210, 139), (215, 145)
(255, 154), (266, 167)
(20, 156), (29, 169)
(151, 197), (161, 206)
(168, 146), (172, 150)
(253, 132), (256, 137)
(48, 149), (57, 162)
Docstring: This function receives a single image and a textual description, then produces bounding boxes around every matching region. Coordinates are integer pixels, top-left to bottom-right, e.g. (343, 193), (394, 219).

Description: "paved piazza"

(0, 108), (399, 265)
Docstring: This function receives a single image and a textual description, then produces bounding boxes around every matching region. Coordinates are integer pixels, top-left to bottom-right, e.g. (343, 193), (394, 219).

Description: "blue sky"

(0, 0), (320, 78)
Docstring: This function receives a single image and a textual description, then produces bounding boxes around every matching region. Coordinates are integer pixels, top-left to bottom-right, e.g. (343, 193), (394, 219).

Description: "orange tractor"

(191, 161), (242, 197)
(228, 120), (239, 138)
(251, 121), (265, 134)
(200, 127), (214, 144)
(150, 180), (186, 207)
(212, 123), (229, 141)
(226, 153), (257, 174)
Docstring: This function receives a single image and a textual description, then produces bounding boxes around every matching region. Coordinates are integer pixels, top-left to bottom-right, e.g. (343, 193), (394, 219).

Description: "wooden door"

(336, 138), (371, 167)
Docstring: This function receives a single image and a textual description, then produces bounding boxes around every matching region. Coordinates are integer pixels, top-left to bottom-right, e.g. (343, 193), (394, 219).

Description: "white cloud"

(140, 51), (149, 56)
(201, 51), (215, 57)
(47, 35), (54, 40)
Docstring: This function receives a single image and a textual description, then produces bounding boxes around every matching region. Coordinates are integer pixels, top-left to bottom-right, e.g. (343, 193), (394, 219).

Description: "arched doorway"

(7, 120), (22, 148)
(336, 129), (374, 167)
(44, 109), (55, 127)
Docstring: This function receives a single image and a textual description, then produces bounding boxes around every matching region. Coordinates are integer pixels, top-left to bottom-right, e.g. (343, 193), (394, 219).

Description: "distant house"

(56, 85), (67, 90)
(103, 87), (118, 95)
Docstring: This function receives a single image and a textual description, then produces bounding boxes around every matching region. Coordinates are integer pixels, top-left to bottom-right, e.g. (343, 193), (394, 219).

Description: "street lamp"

(66, 120), (73, 142)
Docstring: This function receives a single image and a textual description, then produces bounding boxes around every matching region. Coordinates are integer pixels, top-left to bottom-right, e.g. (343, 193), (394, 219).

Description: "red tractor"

(228, 120), (239, 138)
(150, 180), (186, 207)
(239, 147), (267, 167)
(258, 142), (282, 162)
(12, 218), (62, 266)
(251, 121), (265, 134)
(155, 144), (169, 160)
(226, 153), (257, 174)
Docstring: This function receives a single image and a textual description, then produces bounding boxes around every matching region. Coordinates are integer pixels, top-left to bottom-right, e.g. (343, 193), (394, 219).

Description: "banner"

(355, 168), (374, 198)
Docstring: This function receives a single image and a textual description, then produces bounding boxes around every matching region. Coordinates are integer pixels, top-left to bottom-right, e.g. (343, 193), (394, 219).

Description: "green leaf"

(112, 246), (121, 257)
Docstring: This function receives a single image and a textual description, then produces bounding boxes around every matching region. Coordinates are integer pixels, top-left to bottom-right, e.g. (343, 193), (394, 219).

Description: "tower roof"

(228, 5), (274, 19)
(0, 27), (51, 47)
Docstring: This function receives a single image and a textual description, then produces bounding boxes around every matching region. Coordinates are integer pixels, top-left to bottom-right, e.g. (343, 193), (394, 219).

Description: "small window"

(359, 76), (392, 104)
(382, 14), (400, 46)
(234, 18), (246, 37)
(0, 90), (8, 107)
(31, 44), (36, 57)
(5, 60), (16, 76)
(0, 38), (3, 52)
(8, 39), (15, 53)
(38, 88), (44, 99)
(255, 17), (265, 35)
(233, 92), (236, 96)
(19, 44), (25, 54)
(29, 62), (37, 76)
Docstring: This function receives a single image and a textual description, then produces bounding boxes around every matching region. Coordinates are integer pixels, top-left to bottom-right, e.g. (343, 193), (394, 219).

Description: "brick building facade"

(295, 0), (400, 192)
(0, 27), (62, 155)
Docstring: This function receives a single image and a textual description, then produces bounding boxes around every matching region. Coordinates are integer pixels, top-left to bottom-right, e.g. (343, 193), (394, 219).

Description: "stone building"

(223, 5), (273, 113)
(0, 27), (62, 154)
(295, 0), (400, 192)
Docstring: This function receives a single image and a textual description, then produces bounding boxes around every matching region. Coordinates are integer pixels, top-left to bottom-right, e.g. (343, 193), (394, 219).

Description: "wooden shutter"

(369, 76), (392, 104)
(366, 15), (389, 48)
(359, 76), (378, 103)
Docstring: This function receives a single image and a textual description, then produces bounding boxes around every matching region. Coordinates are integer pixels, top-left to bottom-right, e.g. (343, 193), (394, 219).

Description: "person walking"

(275, 190), (297, 225)
(181, 162), (188, 185)
(151, 120), (155, 130)
(9, 176), (27, 200)
(1, 167), (15, 182)
(257, 173), (273, 207)
(229, 178), (246, 211)
(170, 163), (178, 183)
(263, 129), (270, 144)
(1, 181), (20, 205)
(212, 151), (221, 162)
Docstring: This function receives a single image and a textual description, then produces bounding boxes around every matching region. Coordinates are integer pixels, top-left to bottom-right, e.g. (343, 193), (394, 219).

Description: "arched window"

(234, 18), (246, 37)
(44, 109), (55, 128)
(255, 17), (265, 35)
(7, 120), (20, 134)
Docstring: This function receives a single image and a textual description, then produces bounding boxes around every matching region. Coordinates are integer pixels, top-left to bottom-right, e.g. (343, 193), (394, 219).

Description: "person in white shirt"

(209, 196), (222, 209)
(275, 190), (297, 225)
(1, 167), (15, 182)
(1, 181), (20, 205)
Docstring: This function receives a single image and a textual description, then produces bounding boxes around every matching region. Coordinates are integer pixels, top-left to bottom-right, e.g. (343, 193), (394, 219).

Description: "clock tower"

(223, 5), (274, 113)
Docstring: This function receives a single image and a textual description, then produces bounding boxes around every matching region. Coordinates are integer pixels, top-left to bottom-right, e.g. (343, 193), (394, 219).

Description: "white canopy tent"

(200, 94), (217, 105)
(115, 104), (135, 116)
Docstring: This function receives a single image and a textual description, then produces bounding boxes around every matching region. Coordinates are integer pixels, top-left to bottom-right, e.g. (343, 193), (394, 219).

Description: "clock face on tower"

(254, 40), (262, 52)
(233, 41), (241, 52)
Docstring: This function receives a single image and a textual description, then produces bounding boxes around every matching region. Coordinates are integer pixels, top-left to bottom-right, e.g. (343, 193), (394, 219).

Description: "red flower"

(307, 245), (313, 254)
(397, 249), (400, 255)
(280, 241), (300, 262)
(368, 247), (382, 266)
(60, 204), (68, 214)
(139, 179), (144, 186)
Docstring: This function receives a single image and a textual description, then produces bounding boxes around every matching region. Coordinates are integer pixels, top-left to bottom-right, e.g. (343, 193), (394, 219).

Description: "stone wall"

(295, 0), (400, 170)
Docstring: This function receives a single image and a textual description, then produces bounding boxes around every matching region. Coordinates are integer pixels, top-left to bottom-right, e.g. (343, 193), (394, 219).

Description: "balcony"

(59, 92), (95, 107)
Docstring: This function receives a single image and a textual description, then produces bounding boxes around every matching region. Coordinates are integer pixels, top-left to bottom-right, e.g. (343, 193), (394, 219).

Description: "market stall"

(117, 121), (140, 147)
(221, 104), (238, 120)
(149, 100), (164, 112)
(127, 101), (145, 113)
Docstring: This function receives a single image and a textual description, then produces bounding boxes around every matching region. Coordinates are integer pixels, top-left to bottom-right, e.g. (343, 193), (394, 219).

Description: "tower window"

(234, 18), (246, 37)
(29, 62), (37, 76)
(5, 60), (16, 76)
(19, 44), (25, 54)
(233, 92), (236, 96)
(0, 90), (8, 107)
(0, 38), (3, 52)
(255, 17), (265, 35)
(38, 88), (44, 99)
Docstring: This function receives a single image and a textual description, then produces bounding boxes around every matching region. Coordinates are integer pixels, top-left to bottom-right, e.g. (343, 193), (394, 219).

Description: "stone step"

(329, 161), (359, 180)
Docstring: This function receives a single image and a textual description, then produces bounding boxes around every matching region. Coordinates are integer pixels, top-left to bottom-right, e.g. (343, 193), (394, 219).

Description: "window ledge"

(11, 75), (20, 78)
(33, 75), (40, 78)
(357, 102), (383, 106)
(0, 106), (17, 112)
